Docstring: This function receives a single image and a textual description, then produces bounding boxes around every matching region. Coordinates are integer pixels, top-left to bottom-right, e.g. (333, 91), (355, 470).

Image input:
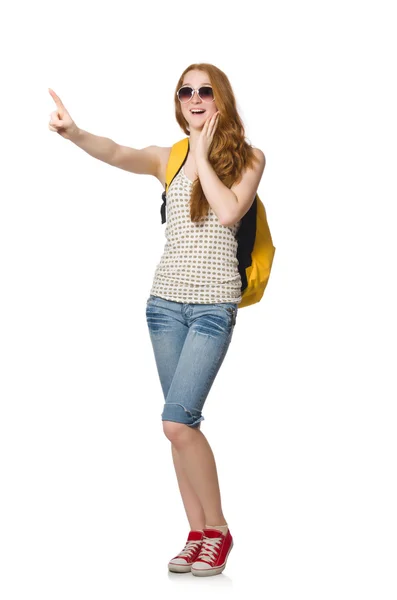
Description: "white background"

(1, 0), (396, 598)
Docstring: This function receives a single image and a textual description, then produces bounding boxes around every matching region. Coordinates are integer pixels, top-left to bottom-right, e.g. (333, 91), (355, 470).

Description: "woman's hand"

(194, 111), (220, 163)
(48, 88), (79, 140)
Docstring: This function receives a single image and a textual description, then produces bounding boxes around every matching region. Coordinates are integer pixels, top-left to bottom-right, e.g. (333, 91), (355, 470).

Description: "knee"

(163, 420), (194, 446)
(161, 402), (204, 430)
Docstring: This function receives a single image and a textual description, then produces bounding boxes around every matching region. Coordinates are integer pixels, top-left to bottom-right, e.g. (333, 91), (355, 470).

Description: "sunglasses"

(177, 85), (215, 103)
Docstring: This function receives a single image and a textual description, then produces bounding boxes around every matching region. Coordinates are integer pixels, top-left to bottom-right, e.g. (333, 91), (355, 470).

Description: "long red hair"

(174, 63), (261, 222)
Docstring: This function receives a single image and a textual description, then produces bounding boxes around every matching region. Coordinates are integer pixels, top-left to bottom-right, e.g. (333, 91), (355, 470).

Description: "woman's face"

(179, 69), (218, 132)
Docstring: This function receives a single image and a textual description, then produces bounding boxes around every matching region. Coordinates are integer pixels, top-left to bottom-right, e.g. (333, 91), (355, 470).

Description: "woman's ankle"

(205, 522), (229, 536)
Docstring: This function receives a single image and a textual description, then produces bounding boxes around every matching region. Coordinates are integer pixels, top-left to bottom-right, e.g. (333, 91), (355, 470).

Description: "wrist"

(66, 124), (81, 143)
(196, 156), (210, 168)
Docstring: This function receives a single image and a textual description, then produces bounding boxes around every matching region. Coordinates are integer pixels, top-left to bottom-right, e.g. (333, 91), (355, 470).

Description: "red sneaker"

(191, 528), (234, 576)
(168, 530), (204, 573)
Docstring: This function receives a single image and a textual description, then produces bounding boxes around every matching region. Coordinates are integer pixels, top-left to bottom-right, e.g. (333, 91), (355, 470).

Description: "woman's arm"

(69, 129), (161, 177)
(48, 88), (161, 177)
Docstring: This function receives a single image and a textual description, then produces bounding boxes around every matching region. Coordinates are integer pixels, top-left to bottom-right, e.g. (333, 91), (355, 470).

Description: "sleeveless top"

(149, 166), (242, 304)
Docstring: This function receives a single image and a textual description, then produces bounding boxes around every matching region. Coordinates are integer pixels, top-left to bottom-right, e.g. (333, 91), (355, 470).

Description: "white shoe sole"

(168, 561), (192, 573)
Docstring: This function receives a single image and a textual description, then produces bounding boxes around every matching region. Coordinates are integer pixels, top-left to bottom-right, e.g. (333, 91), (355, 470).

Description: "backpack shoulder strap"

(160, 137), (189, 224)
(166, 137), (189, 191)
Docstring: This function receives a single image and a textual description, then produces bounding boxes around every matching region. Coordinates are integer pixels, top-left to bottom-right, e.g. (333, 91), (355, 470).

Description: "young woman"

(48, 63), (266, 577)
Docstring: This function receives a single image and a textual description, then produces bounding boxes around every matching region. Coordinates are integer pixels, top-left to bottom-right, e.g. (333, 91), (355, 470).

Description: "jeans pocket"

(214, 303), (237, 327)
(226, 306), (237, 327)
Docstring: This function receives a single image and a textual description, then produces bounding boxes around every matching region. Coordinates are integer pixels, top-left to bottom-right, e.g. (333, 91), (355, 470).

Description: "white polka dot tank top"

(149, 166), (242, 304)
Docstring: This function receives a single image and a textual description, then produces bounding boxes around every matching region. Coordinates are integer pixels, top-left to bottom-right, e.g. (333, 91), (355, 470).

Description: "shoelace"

(196, 536), (222, 564)
(177, 539), (202, 559)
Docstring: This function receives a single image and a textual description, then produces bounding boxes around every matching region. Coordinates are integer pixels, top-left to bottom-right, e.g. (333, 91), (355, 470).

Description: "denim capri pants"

(145, 295), (238, 428)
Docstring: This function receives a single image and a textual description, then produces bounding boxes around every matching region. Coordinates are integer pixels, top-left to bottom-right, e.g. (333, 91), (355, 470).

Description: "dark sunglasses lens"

(178, 87), (193, 102)
(199, 86), (214, 101)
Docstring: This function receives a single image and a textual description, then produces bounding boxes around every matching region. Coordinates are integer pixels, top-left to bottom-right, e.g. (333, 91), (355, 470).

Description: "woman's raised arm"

(48, 88), (161, 177)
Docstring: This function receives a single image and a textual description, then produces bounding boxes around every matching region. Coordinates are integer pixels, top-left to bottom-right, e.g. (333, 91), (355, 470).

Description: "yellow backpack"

(160, 137), (276, 309)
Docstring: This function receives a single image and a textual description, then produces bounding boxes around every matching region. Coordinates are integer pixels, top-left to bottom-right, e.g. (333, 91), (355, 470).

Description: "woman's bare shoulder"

(252, 146), (266, 165)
